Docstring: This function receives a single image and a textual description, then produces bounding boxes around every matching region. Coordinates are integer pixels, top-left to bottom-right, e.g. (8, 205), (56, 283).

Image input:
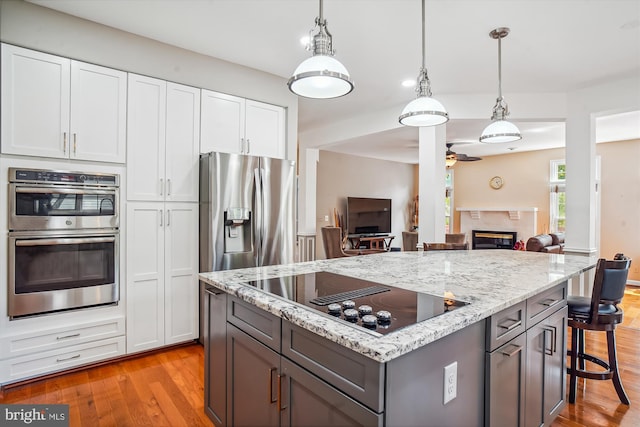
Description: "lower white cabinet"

(0, 316), (126, 385)
(126, 201), (198, 353)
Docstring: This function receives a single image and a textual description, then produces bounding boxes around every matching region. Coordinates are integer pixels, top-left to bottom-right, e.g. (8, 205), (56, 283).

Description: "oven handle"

(14, 186), (116, 195)
(15, 237), (116, 247)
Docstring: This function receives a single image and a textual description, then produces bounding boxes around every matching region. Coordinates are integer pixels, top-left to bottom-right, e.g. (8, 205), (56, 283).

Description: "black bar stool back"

(567, 254), (632, 405)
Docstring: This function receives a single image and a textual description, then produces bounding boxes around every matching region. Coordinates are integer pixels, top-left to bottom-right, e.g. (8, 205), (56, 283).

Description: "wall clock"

(489, 176), (504, 190)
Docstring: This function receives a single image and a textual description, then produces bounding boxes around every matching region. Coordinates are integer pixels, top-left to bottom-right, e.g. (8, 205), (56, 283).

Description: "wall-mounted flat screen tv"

(346, 197), (392, 236)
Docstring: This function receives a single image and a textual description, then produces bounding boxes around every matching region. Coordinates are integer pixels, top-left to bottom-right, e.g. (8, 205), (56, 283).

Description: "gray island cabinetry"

(200, 250), (595, 427)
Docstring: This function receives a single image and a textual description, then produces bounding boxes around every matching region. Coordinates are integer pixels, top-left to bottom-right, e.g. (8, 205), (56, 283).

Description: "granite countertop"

(199, 250), (596, 363)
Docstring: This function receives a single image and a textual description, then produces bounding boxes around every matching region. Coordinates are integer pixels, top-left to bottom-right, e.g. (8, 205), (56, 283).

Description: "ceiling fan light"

(288, 55), (354, 99)
(480, 120), (522, 143)
(445, 155), (457, 168)
(399, 96), (449, 126)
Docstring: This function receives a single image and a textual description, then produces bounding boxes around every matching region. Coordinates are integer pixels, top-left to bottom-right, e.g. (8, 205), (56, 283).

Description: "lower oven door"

(8, 231), (119, 318)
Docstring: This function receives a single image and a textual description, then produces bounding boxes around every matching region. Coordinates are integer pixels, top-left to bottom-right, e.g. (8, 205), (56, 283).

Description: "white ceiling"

(28, 0), (640, 163)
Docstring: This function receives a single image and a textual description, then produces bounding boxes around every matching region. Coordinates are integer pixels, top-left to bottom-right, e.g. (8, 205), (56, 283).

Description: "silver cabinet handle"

(240, 138), (244, 153)
(500, 344), (523, 357)
(167, 179), (171, 196)
(56, 333), (80, 340)
(73, 133), (77, 154)
(166, 209), (171, 226)
(160, 178), (164, 196)
(63, 132), (67, 154)
(269, 367), (277, 403)
(246, 138), (251, 153)
(497, 318), (522, 331)
(159, 209), (163, 227)
(57, 354), (81, 363)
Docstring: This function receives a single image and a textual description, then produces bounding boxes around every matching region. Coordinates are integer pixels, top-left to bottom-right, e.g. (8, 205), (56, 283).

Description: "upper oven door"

(9, 184), (119, 231)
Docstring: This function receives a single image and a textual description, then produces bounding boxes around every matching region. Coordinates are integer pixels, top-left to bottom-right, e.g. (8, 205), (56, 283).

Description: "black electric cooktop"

(244, 271), (468, 335)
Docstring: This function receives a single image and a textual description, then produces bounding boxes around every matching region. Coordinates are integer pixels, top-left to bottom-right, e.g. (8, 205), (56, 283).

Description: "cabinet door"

(525, 306), (568, 427)
(164, 203), (199, 344)
(126, 202), (165, 353)
(127, 74), (166, 201)
(227, 324), (280, 427)
(245, 99), (285, 159)
(485, 333), (526, 427)
(200, 90), (244, 154)
(280, 358), (383, 427)
(165, 83), (200, 202)
(70, 61), (127, 163)
(1, 43), (70, 158)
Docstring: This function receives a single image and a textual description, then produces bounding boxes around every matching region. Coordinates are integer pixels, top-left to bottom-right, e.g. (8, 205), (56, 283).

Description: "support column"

(418, 125), (447, 244)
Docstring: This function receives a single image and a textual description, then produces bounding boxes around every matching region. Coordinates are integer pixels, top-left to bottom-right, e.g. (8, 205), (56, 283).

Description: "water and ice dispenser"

(224, 208), (252, 253)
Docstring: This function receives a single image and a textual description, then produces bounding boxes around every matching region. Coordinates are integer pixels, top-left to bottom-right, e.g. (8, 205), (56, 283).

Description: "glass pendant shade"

(480, 119), (522, 143)
(288, 55), (353, 99)
(399, 96), (449, 126)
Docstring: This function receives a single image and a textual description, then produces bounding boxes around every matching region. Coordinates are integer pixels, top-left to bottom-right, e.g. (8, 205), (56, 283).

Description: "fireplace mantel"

(457, 207), (538, 220)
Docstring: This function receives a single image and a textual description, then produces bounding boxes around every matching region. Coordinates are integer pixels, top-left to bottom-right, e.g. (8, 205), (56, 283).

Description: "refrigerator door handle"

(254, 166), (264, 265)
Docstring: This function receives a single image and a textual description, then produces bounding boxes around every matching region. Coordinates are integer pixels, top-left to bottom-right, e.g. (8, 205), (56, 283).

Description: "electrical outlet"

(443, 361), (457, 404)
(324, 215), (329, 222)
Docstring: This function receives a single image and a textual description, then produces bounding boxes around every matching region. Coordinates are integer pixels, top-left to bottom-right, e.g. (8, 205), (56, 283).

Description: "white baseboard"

(627, 279), (640, 287)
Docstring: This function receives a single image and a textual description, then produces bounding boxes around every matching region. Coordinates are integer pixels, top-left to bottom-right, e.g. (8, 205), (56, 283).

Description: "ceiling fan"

(446, 143), (482, 167)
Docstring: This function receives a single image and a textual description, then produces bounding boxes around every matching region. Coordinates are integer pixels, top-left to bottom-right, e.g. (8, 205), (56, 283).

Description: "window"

(445, 170), (453, 233)
(550, 160), (566, 232)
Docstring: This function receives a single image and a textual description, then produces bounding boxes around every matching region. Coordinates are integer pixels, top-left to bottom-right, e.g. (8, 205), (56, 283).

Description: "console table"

(348, 235), (395, 250)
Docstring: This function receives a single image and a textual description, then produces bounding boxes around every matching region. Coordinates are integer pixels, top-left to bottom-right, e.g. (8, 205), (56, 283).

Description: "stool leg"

(606, 330), (630, 405)
(578, 329), (585, 370)
(569, 326), (578, 404)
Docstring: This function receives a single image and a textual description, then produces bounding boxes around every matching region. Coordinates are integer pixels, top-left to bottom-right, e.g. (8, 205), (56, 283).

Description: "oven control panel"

(10, 168), (118, 187)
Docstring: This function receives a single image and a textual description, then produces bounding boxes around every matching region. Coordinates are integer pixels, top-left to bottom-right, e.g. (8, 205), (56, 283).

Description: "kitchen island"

(199, 249), (596, 427)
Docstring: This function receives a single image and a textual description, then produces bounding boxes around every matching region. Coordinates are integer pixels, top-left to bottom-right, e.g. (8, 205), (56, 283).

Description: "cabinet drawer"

(0, 317), (125, 359)
(282, 322), (384, 413)
(486, 301), (526, 351)
(526, 282), (567, 328)
(227, 296), (281, 352)
(0, 336), (125, 385)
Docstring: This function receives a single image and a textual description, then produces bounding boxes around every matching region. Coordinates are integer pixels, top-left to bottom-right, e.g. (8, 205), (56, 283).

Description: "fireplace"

(472, 230), (517, 250)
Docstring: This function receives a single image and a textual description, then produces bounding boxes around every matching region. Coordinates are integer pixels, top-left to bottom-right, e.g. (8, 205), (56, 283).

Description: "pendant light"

(399, 0), (448, 127)
(480, 27), (521, 143)
(287, 0), (354, 99)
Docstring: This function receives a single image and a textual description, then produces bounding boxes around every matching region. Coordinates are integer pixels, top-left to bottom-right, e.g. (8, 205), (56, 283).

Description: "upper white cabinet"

(201, 90), (285, 159)
(127, 74), (200, 202)
(1, 43), (126, 162)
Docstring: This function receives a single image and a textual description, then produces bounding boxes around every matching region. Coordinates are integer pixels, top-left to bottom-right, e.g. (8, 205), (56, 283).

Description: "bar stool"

(566, 254), (632, 404)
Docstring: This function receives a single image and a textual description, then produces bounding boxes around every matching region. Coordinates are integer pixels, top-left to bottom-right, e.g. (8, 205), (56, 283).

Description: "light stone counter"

(199, 250), (596, 363)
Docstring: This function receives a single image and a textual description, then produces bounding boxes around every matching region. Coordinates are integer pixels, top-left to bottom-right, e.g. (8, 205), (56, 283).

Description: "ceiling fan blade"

(458, 154), (482, 161)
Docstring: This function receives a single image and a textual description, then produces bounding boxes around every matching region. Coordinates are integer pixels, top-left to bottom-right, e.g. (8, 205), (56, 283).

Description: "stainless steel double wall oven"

(8, 168), (120, 318)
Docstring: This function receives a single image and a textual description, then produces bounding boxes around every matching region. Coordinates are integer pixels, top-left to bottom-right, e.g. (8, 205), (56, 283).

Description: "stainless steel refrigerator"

(199, 151), (296, 273)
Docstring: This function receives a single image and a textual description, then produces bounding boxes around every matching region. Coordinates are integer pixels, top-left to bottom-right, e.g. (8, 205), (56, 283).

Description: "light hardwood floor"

(2, 286), (639, 426)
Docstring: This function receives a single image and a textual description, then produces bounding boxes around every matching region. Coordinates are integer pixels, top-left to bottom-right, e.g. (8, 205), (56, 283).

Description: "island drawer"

(526, 282), (567, 328)
(282, 322), (385, 413)
(227, 296), (281, 352)
(486, 301), (526, 352)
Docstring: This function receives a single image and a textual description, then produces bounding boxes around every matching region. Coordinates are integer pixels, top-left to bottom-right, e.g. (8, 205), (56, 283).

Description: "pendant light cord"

(497, 34), (502, 100)
(421, 0), (426, 70)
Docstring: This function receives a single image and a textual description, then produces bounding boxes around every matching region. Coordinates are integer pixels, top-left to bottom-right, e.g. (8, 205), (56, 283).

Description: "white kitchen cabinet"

(201, 89), (285, 159)
(1, 43), (126, 162)
(127, 74), (200, 202)
(126, 202), (198, 353)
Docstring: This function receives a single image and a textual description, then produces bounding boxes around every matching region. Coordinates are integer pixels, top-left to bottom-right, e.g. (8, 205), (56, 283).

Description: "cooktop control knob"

(376, 310), (392, 323)
(327, 303), (342, 316)
(358, 305), (373, 317)
(342, 300), (356, 311)
(343, 308), (359, 322)
(361, 314), (378, 328)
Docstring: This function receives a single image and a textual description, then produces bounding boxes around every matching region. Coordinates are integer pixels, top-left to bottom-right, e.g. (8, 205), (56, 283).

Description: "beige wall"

(316, 151), (415, 258)
(451, 140), (640, 281)
(451, 148), (565, 235)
